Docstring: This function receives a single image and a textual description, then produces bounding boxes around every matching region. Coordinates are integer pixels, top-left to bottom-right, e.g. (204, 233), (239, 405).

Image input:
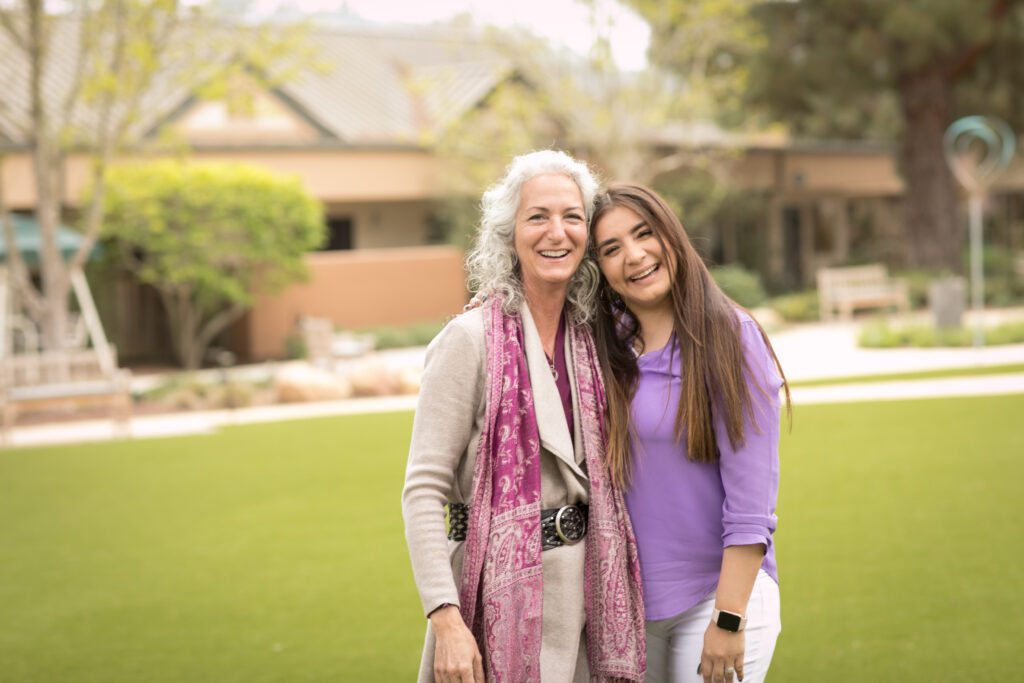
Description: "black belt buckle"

(553, 504), (586, 545)
(448, 502), (588, 550)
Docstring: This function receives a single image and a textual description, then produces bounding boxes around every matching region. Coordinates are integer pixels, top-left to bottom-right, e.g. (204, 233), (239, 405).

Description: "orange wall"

(236, 246), (468, 360)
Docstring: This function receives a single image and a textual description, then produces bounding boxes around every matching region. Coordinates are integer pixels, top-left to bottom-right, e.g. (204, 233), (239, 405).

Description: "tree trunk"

(159, 287), (196, 369)
(192, 302), (247, 370)
(898, 67), (962, 271)
(27, 0), (73, 350)
(160, 288), (246, 370)
(177, 291), (200, 370)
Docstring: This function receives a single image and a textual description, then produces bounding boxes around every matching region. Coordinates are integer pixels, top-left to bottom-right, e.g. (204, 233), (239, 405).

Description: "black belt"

(447, 502), (588, 551)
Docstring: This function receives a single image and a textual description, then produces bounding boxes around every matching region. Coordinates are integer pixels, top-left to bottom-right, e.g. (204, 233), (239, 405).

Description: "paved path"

(6, 315), (1024, 450)
(7, 371), (1024, 450)
(770, 321), (1024, 382)
(4, 395), (421, 449)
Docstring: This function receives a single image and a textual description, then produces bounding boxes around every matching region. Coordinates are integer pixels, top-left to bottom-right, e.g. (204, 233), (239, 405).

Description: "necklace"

(544, 350), (559, 381)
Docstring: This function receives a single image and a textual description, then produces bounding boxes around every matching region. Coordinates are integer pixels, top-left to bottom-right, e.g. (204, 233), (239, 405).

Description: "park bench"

(0, 347), (132, 443)
(816, 263), (910, 321)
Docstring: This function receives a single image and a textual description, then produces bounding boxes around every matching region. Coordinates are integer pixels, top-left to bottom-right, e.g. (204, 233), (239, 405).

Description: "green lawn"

(0, 414), (424, 683)
(1, 395), (1022, 682)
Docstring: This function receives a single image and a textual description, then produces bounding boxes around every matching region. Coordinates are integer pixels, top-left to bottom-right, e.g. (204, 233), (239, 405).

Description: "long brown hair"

(591, 183), (791, 488)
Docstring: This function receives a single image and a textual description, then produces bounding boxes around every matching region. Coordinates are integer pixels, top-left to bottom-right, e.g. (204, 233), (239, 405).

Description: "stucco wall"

(325, 200), (434, 249)
(235, 245), (468, 360)
(732, 149), (906, 195)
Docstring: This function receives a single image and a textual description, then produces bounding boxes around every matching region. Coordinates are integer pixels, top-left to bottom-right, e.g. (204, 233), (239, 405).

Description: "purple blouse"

(624, 314), (782, 620)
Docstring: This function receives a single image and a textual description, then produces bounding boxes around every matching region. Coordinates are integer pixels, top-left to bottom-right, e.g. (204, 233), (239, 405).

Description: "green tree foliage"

(102, 162), (325, 369)
(625, 0), (766, 128)
(628, 0), (1024, 270)
(746, 1), (1024, 139)
(432, 74), (558, 246)
(1, 0), (188, 350)
(0, 1), (316, 352)
(432, 26), (739, 246)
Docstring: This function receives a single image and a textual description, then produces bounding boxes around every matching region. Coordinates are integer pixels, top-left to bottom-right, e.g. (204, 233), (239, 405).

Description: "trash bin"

(928, 276), (966, 330)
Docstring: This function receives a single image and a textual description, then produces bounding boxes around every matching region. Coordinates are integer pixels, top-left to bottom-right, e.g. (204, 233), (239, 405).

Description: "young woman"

(591, 184), (789, 683)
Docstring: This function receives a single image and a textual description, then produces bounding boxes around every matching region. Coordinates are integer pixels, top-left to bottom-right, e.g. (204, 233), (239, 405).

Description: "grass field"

(1, 395), (1022, 682)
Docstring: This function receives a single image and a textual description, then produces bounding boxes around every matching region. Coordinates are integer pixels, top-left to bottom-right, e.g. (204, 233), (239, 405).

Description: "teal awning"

(0, 213), (100, 266)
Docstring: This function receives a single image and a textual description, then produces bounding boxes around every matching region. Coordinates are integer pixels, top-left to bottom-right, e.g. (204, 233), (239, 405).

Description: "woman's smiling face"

(594, 204), (676, 314)
(513, 173), (588, 295)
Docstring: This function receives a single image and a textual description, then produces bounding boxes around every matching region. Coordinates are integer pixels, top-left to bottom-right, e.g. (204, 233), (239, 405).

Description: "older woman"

(402, 151), (645, 683)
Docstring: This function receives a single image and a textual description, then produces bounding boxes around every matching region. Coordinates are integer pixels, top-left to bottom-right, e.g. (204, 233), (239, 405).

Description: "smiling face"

(513, 173), (588, 298)
(594, 204), (676, 314)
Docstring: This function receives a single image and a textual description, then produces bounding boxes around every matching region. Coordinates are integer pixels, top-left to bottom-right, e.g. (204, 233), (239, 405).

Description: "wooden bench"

(0, 348), (132, 443)
(816, 264), (910, 321)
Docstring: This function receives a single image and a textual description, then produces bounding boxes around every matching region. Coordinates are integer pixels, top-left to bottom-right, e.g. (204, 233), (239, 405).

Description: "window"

(322, 217), (353, 251)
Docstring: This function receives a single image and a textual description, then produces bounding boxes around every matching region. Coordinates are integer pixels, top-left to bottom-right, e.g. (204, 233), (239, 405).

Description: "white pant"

(644, 570), (781, 683)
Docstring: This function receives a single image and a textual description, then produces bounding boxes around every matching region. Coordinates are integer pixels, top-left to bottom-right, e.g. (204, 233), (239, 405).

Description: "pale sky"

(250, 0), (652, 70)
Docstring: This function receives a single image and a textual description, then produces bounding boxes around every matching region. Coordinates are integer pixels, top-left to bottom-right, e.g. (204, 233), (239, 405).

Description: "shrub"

(857, 321), (901, 348)
(140, 374), (262, 410)
(897, 254), (1024, 309)
(978, 247), (1024, 307)
(768, 290), (820, 322)
(216, 382), (256, 409)
(710, 265), (767, 308)
(859, 320), (1024, 348)
(284, 333), (307, 360)
(895, 269), (946, 309)
(988, 321), (1024, 345)
(358, 320), (447, 350)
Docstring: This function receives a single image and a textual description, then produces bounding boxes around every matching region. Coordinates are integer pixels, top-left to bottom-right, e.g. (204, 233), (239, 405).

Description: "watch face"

(717, 611), (742, 632)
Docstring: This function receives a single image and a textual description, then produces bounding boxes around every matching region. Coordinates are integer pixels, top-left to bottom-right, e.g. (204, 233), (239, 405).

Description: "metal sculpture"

(943, 116), (1016, 347)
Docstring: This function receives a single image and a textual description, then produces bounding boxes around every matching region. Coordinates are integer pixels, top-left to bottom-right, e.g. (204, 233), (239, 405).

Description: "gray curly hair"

(465, 149), (601, 324)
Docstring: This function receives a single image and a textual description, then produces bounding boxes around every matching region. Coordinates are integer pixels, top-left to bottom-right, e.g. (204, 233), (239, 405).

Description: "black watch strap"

(711, 607), (747, 632)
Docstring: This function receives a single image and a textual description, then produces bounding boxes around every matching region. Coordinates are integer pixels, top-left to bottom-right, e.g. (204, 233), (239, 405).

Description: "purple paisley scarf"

(458, 296), (646, 682)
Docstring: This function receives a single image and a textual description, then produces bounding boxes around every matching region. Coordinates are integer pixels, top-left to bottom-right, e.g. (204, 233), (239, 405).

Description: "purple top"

(624, 314), (782, 620)
(551, 312), (574, 444)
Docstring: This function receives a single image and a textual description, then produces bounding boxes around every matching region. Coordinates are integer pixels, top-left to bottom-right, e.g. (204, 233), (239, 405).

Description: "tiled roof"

(0, 18), (510, 149)
(279, 28), (511, 144)
(0, 17), (202, 144)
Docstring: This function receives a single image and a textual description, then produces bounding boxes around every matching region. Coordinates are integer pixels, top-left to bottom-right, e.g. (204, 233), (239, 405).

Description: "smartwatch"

(711, 607), (747, 632)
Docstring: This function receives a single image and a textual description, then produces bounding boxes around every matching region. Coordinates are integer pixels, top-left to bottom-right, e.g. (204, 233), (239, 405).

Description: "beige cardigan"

(402, 304), (591, 683)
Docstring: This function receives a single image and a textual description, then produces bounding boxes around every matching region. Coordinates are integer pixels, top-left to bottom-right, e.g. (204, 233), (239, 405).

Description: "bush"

(896, 248), (1024, 309)
(710, 265), (767, 308)
(140, 374), (262, 410)
(977, 247), (1024, 307)
(859, 320), (1024, 348)
(358, 320), (447, 350)
(894, 269), (945, 309)
(988, 321), (1024, 345)
(284, 333), (307, 360)
(768, 290), (820, 322)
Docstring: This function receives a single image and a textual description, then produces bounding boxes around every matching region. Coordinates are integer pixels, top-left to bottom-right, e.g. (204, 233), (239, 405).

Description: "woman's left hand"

(700, 622), (744, 683)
